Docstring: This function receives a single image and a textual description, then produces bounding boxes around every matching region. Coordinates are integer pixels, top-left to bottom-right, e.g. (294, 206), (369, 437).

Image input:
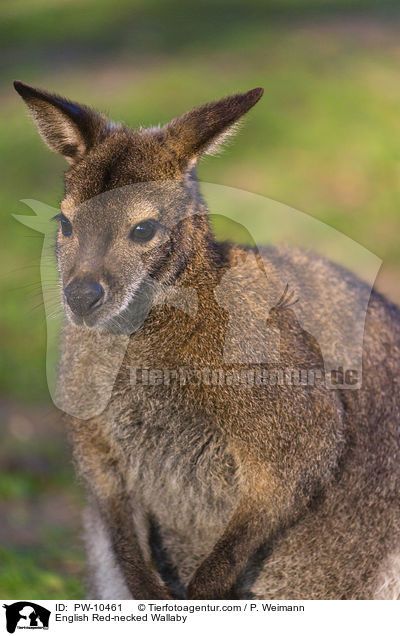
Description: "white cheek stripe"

(373, 551), (400, 599)
(116, 277), (146, 315)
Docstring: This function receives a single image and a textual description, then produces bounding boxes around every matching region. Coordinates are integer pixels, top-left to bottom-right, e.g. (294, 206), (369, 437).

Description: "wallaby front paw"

(187, 572), (229, 600)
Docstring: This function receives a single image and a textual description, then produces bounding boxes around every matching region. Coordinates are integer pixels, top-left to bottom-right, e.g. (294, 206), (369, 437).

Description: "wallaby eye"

(60, 214), (73, 236)
(130, 219), (156, 243)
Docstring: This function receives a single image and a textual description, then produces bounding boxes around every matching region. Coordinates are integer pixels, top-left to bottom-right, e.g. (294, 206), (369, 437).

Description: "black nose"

(64, 278), (104, 317)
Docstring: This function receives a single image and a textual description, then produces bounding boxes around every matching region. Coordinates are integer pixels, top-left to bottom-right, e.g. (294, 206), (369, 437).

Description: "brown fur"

(14, 80), (400, 599)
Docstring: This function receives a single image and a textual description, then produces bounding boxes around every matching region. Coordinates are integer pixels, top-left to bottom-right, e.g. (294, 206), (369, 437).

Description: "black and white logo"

(3, 602), (50, 634)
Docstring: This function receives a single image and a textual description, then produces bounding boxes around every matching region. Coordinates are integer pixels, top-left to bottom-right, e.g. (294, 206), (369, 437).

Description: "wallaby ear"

(13, 81), (109, 164)
(164, 87), (263, 167)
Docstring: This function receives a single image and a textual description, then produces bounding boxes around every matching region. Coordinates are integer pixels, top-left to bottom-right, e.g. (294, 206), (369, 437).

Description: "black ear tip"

(13, 80), (32, 98)
(236, 87), (264, 111)
(248, 87), (264, 101)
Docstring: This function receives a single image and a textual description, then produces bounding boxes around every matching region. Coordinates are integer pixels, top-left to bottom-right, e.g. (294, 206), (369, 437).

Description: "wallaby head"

(14, 81), (263, 329)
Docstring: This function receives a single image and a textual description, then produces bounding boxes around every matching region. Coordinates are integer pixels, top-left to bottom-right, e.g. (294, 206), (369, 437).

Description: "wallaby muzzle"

(64, 277), (105, 317)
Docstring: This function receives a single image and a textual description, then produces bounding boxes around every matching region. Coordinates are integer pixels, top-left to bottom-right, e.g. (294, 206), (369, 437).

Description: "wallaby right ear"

(163, 87), (264, 168)
(13, 81), (109, 164)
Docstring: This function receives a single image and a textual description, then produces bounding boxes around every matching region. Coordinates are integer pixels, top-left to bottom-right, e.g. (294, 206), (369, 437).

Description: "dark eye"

(130, 219), (156, 243)
(60, 214), (73, 236)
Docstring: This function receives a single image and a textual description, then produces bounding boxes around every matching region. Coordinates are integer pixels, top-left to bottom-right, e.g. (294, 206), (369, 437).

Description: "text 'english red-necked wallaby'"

(14, 80), (400, 599)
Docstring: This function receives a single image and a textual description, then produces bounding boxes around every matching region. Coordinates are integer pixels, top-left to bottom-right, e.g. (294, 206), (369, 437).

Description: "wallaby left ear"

(13, 80), (109, 164)
(163, 87), (264, 167)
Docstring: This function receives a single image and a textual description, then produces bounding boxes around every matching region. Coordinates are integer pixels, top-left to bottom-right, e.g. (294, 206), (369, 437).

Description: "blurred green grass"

(0, 402), (85, 598)
(0, 548), (83, 600)
(1, 0), (400, 599)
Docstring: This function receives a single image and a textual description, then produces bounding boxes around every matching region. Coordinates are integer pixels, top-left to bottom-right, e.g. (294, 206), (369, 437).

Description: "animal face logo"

(3, 602), (50, 633)
(15, 182), (381, 417)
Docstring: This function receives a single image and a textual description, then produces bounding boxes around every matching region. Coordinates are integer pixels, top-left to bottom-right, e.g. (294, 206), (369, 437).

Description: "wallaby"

(14, 80), (400, 600)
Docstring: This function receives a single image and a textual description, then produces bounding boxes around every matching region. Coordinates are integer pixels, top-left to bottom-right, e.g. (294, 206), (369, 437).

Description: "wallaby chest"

(106, 366), (240, 542)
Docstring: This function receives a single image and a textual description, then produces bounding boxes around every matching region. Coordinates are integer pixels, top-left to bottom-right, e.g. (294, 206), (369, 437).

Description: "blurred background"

(1, 0), (400, 598)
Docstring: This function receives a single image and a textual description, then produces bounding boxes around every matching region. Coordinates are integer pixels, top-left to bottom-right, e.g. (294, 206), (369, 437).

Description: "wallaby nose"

(64, 278), (105, 317)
